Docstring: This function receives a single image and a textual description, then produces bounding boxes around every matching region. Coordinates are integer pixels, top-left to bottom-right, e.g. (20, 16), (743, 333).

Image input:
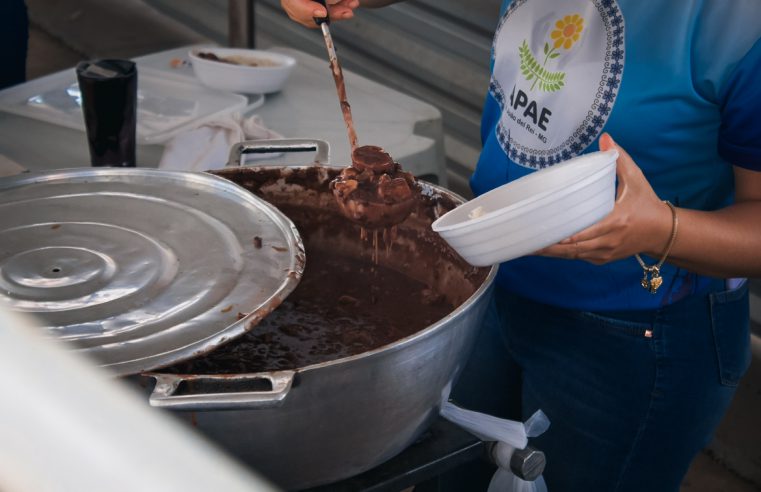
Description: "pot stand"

(303, 416), (544, 492)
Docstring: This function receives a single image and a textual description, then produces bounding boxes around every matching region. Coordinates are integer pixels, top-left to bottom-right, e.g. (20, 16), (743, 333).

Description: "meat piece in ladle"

(331, 145), (418, 229)
(311, 3), (418, 228)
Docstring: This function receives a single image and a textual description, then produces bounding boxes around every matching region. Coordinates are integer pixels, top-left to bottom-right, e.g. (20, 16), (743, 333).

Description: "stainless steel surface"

(227, 138), (332, 167)
(316, 13), (360, 153)
(180, 291), (492, 489)
(228, 0), (255, 48)
(140, 142), (498, 489)
(487, 441), (546, 481)
(320, 23), (338, 66)
(510, 446), (546, 482)
(149, 370), (295, 411)
(0, 168), (304, 376)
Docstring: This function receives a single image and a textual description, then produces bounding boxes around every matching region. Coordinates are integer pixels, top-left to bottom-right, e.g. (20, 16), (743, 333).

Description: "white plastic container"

(189, 47), (297, 94)
(432, 150), (618, 267)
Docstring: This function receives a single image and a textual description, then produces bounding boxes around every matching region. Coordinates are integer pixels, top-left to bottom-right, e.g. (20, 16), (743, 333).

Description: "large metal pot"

(141, 140), (497, 490)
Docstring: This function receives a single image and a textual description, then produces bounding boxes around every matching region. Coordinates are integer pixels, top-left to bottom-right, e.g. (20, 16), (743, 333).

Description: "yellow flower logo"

(550, 14), (584, 50)
(519, 13), (586, 92)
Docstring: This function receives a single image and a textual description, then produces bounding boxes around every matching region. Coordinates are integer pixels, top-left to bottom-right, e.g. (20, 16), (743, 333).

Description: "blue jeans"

(450, 283), (750, 491)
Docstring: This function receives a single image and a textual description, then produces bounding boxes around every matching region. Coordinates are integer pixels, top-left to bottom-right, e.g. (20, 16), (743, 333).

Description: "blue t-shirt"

(471, 0), (761, 311)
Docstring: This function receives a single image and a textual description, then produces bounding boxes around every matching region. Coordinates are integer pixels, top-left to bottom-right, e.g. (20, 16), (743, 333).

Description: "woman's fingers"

(537, 240), (590, 260)
(325, 0), (359, 18)
(598, 132), (615, 152)
(538, 237), (617, 264)
(281, 0), (358, 28)
(536, 133), (663, 264)
(280, 0), (321, 27)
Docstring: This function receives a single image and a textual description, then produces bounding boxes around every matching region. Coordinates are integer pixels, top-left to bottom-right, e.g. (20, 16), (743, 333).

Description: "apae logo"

(490, 0), (625, 169)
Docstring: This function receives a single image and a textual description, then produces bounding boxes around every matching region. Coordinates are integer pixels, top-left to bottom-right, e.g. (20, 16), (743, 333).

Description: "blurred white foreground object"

(0, 307), (279, 492)
(432, 150), (618, 266)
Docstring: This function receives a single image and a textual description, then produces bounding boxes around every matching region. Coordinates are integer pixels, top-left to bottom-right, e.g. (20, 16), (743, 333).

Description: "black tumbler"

(76, 59), (137, 167)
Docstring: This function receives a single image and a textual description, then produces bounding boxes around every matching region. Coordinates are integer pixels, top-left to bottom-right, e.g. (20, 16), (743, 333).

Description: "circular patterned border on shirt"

(490, 0), (625, 169)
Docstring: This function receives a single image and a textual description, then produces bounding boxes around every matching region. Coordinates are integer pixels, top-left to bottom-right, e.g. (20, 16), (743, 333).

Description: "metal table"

(0, 46), (445, 183)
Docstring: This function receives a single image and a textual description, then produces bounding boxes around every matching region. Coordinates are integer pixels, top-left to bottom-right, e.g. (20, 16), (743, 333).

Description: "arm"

(666, 166), (761, 277)
(539, 133), (761, 278)
(280, 0), (403, 28)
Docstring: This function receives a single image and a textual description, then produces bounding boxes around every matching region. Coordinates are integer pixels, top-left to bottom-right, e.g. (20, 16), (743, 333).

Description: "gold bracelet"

(635, 200), (678, 294)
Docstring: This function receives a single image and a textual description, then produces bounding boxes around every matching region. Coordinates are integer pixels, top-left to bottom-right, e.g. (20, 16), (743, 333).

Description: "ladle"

(313, 1), (417, 229)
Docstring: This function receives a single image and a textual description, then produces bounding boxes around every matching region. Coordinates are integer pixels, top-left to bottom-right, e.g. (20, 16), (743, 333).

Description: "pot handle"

(147, 371), (295, 411)
(227, 138), (331, 167)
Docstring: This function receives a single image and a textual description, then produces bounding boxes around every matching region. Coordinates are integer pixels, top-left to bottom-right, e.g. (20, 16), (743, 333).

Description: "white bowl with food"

(431, 150), (618, 267)
(189, 47), (296, 94)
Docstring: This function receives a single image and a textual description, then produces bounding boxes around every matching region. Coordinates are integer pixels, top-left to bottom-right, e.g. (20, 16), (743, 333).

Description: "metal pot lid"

(0, 168), (305, 376)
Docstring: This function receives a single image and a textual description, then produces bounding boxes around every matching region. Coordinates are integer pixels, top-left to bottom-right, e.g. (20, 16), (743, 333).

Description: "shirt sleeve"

(717, 38), (761, 171)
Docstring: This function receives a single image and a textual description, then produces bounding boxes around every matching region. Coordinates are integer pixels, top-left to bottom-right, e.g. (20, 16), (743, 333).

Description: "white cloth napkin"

(158, 113), (283, 172)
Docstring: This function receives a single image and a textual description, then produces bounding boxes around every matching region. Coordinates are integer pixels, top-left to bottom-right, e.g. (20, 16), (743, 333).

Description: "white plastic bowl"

(432, 150), (618, 266)
(189, 47), (296, 94)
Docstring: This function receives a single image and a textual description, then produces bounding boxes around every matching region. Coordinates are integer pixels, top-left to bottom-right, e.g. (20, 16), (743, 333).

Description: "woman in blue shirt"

(282, 1), (761, 490)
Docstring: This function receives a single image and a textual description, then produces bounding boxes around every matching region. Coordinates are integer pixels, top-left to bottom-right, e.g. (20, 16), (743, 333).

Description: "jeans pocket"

(710, 284), (751, 387)
(576, 310), (652, 338)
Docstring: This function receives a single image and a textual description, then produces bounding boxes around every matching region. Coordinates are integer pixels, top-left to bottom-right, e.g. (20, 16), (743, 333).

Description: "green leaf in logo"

(544, 42), (549, 55)
(519, 40), (566, 92)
